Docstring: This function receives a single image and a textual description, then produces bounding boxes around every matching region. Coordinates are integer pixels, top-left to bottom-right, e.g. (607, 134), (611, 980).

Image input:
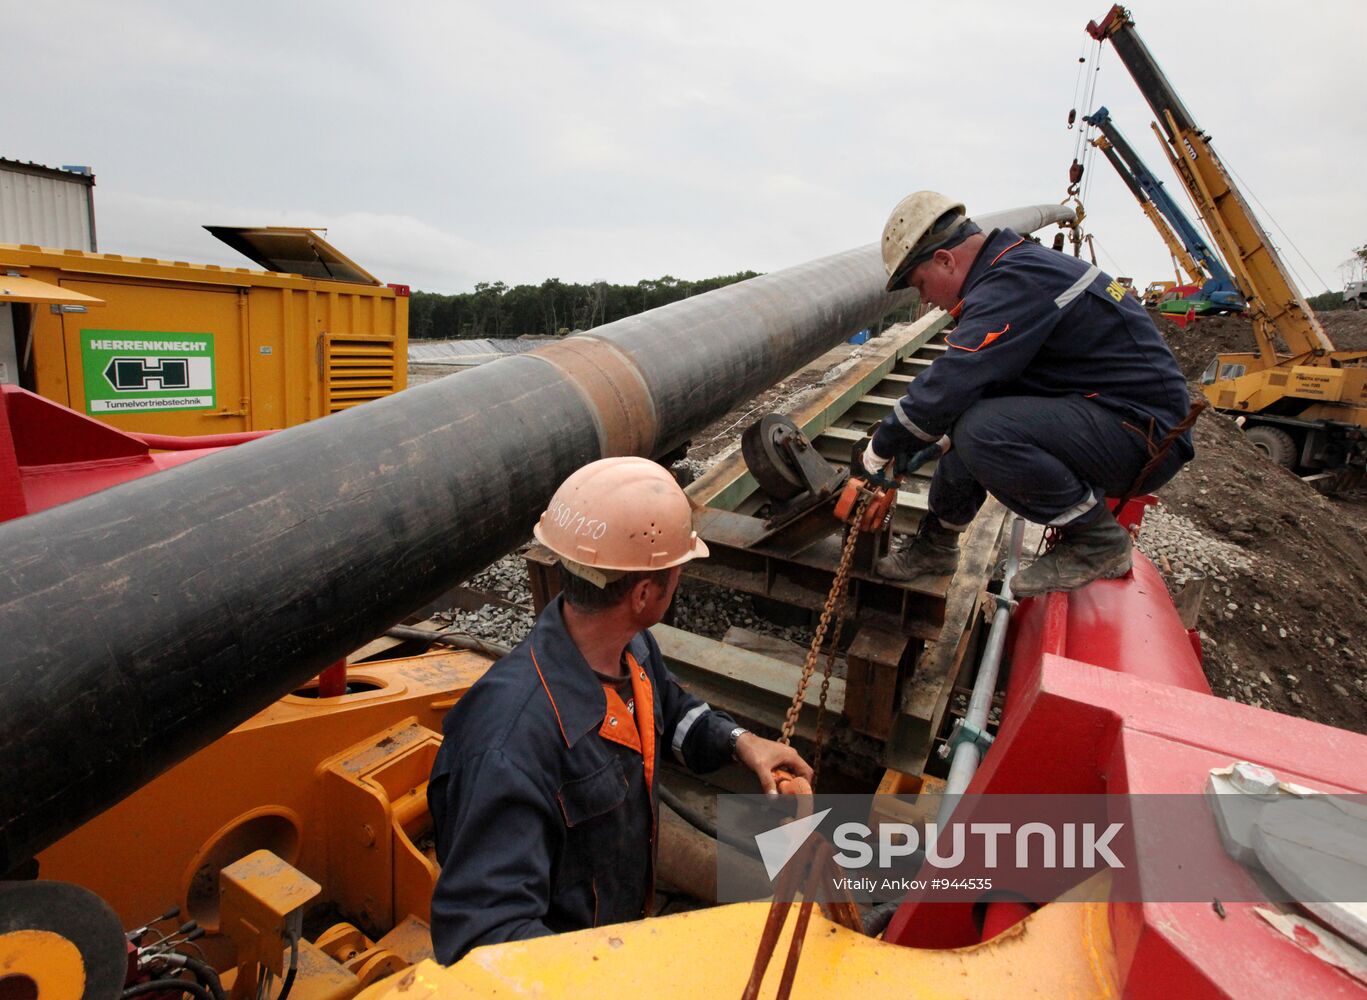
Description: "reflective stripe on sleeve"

(1047, 490), (1099, 526)
(671, 703), (711, 763)
(894, 399), (939, 442)
(1054, 265), (1100, 309)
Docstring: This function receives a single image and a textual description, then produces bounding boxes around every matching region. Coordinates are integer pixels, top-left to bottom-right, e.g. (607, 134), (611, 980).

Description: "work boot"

(1011, 508), (1133, 598)
(875, 516), (961, 582)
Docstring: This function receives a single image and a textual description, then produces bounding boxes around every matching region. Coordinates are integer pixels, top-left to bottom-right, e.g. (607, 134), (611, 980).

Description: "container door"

(60, 280), (249, 435)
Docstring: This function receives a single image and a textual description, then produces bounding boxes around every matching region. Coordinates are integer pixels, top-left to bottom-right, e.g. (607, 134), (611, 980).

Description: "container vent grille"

(323, 336), (397, 412)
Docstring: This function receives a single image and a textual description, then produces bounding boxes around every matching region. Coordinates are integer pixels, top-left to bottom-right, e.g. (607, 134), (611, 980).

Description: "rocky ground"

(1141, 308), (1367, 731)
(412, 309), (1367, 736)
(1161, 307), (1367, 381)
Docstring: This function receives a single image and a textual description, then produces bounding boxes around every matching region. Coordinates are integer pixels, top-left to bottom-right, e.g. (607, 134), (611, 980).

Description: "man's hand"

(735, 733), (814, 794)
(861, 441), (891, 478)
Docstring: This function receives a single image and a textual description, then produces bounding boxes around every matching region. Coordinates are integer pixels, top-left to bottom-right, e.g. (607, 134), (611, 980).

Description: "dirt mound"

(1139, 408), (1367, 731)
(1154, 308), (1367, 381)
(1153, 311), (1271, 380)
(1318, 309), (1367, 351)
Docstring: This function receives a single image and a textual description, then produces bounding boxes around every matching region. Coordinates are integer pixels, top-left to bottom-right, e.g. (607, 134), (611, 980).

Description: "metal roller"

(0, 204), (1074, 871)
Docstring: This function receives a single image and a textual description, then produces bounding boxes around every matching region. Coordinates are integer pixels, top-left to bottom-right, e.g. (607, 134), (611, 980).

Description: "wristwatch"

(728, 725), (750, 761)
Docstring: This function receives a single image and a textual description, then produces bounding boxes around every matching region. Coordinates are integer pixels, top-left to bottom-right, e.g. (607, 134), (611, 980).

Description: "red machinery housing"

(0, 385), (270, 523)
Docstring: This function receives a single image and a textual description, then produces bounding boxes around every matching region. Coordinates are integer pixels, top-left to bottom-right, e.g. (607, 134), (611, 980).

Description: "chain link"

(778, 488), (874, 753)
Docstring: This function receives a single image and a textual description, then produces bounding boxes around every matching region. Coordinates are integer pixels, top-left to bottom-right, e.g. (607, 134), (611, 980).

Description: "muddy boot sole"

(875, 547), (960, 583)
(1011, 544), (1132, 598)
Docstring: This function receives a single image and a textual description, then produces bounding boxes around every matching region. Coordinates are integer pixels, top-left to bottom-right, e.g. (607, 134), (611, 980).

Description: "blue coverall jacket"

(427, 596), (736, 964)
(872, 228), (1193, 460)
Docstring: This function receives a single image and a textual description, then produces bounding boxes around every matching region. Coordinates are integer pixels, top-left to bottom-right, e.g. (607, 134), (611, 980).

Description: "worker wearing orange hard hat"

(865, 191), (1194, 595)
(427, 457), (812, 964)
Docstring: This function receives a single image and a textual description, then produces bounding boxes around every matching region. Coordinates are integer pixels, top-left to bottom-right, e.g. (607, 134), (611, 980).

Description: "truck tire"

(1245, 425), (1297, 468)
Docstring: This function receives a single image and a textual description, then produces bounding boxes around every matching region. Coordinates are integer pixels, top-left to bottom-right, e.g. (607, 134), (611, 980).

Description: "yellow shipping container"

(0, 228), (408, 436)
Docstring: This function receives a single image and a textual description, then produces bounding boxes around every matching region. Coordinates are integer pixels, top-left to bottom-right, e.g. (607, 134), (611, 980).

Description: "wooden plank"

(687, 310), (952, 510)
(885, 497), (1009, 774)
(651, 624), (843, 741)
(721, 627), (810, 667)
(843, 626), (912, 740)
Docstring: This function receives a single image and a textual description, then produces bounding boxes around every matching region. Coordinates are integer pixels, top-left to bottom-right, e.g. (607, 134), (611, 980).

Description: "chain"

(742, 487), (876, 1000)
(810, 584), (850, 788)
(778, 488), (874, 750)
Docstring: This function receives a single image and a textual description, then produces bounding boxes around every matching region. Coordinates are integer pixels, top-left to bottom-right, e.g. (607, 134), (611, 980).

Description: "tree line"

(409, 272), (763, 340)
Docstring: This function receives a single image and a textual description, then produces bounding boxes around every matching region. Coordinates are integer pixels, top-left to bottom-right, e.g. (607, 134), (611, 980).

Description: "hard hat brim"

(532, 522), (710, 573)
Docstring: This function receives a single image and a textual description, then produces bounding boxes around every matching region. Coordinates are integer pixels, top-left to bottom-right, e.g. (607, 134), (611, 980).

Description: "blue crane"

(1084, 105), (1246, 313)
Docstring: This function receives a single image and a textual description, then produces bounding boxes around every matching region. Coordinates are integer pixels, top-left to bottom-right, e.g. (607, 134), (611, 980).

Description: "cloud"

(97, 192), (493, 293)
(6, 0), (1364, 296)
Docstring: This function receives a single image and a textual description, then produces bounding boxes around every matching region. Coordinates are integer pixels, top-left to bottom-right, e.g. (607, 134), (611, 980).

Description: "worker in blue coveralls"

(427, 457), (812, 964)
(862, 191), (1193, 596)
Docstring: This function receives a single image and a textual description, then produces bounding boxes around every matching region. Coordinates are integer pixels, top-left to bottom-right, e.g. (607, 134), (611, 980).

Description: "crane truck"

(1088, 5), (1367, 483)
(1083, 106), (1245, 317)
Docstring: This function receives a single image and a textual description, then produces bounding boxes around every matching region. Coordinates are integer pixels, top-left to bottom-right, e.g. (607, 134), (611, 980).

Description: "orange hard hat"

(534, 457), (709, 584)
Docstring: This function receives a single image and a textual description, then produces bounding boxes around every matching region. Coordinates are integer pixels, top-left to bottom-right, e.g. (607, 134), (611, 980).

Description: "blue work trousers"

(928, 395), (1186, 529)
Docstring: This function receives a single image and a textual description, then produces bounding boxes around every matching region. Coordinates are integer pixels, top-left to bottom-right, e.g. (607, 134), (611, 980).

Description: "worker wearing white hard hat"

(427, 457), (812, 964)
(864, 191), (1195, 596)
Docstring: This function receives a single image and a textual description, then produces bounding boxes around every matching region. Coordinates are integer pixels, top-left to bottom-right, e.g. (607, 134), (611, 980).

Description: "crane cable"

(1063, 38), (1106, 257)
(1077, 42), (1105, 208)
(1219, 149), (1333, 294)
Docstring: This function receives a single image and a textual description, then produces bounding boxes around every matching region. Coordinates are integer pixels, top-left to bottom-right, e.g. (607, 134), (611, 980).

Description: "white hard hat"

(881, 191), (970, 292)
(533, 457), (709, 586)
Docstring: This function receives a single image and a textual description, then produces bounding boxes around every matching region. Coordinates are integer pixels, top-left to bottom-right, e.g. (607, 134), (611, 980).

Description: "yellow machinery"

(0, 227), (408, 437)
(1090, 5), (1367, 478)
(1142, 280), (1176, 308)
(37, 646), (487, 991)
(353, 885), (1121, 1000)
(33, 642), (1127, 999)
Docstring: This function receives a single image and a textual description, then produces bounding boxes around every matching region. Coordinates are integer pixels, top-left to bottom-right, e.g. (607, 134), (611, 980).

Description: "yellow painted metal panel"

(324, 336), (399, 414)
(0, 244), (407, 436)
(0, 274), (103, 306)
(59, 279), (249, 435)
(354, 884), (1120, 999)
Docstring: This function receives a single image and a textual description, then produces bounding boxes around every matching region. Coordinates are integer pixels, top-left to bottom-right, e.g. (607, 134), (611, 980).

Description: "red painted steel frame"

(0, 386), (269, 523)
(884, 548), (1367, 997)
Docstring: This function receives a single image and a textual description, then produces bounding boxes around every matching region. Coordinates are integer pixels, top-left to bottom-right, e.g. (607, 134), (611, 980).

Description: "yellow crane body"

(1090, 4), (1367, 477)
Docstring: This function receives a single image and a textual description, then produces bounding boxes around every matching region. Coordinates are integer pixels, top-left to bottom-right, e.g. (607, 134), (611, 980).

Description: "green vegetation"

(409, 272), (763, 340)
(1307, 290), (1346, 311)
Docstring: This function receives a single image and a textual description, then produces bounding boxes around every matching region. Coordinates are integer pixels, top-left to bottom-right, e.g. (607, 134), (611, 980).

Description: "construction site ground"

(407, 310), (1367, 738)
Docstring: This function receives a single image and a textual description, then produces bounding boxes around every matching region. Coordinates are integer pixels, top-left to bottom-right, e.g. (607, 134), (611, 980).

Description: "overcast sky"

(6, 1), (1364, 296)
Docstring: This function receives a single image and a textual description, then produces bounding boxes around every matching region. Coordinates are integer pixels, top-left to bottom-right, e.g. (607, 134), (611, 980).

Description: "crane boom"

(1093, 133), (1203, 285)
(1085, 106), (1244, 310)
(1086, 5), (1365, 480)
(1087, 4), (1332, 361)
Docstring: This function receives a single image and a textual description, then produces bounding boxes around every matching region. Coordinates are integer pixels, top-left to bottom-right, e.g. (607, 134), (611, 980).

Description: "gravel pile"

(433, 552), (821, 656)
(434, 554), (536, 646)
(671, 579), (814, 648)
(669, 457), (710, 482)
(1136, 506), (1252, 588)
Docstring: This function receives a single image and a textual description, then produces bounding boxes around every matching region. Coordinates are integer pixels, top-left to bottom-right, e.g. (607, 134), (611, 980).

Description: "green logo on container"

(80, 330), (216, 414)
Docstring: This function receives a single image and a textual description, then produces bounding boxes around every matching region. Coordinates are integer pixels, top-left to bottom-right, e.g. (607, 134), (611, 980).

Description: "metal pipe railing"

(937, 516), (1025, 823)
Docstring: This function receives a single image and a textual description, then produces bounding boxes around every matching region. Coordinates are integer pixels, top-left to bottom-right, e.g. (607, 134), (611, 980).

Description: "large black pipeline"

(0, 205), (1073, 871)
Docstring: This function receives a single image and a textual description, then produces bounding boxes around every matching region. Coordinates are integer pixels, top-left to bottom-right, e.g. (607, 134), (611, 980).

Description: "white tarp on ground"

(408, 338), (554, 365)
